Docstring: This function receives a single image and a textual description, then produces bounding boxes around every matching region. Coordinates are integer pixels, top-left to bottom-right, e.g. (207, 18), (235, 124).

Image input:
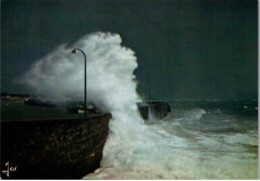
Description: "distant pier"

(138, 101), (171, 120)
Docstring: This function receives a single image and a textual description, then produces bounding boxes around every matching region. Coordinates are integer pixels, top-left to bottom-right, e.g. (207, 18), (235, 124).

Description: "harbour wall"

(1, 114), (111, 179)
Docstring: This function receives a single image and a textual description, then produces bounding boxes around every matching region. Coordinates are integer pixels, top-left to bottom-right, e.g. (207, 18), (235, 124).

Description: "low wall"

(1, 114), (111, 179)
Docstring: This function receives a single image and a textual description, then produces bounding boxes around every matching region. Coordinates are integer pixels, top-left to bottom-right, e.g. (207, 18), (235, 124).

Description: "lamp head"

(71, 49), (76, 54)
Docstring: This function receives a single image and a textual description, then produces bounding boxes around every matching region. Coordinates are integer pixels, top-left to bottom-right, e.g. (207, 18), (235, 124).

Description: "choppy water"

(16, 32), (258, 179)
(84, 103), (258, 179)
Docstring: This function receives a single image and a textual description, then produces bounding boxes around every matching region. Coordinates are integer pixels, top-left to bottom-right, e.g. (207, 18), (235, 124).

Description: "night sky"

(1, 0), (258, 100)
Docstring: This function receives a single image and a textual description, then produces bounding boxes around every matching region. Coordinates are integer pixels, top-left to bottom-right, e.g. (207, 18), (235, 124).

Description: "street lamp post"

(72, 48), (87, 116)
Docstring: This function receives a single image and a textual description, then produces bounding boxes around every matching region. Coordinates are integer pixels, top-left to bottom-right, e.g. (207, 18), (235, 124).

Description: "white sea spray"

(18, 32), (258, 179)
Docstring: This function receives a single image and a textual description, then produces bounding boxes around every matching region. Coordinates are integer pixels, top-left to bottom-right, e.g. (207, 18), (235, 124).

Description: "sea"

(84, 100), (258, 179)
(13, 32), (258, 179)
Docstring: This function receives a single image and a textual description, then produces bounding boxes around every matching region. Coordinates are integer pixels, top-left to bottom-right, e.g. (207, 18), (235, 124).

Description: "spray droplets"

(19, 32), (140, 113)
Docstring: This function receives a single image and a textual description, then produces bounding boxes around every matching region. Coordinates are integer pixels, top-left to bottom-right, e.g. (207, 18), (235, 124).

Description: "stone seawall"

(1, 114), (111, 179)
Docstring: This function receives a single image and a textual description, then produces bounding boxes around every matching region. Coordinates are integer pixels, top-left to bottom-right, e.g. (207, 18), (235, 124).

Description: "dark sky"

(1, 0), (258, 100)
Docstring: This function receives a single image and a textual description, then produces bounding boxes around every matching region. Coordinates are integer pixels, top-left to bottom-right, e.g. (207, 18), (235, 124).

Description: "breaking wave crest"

(18, 32), (258, 179)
